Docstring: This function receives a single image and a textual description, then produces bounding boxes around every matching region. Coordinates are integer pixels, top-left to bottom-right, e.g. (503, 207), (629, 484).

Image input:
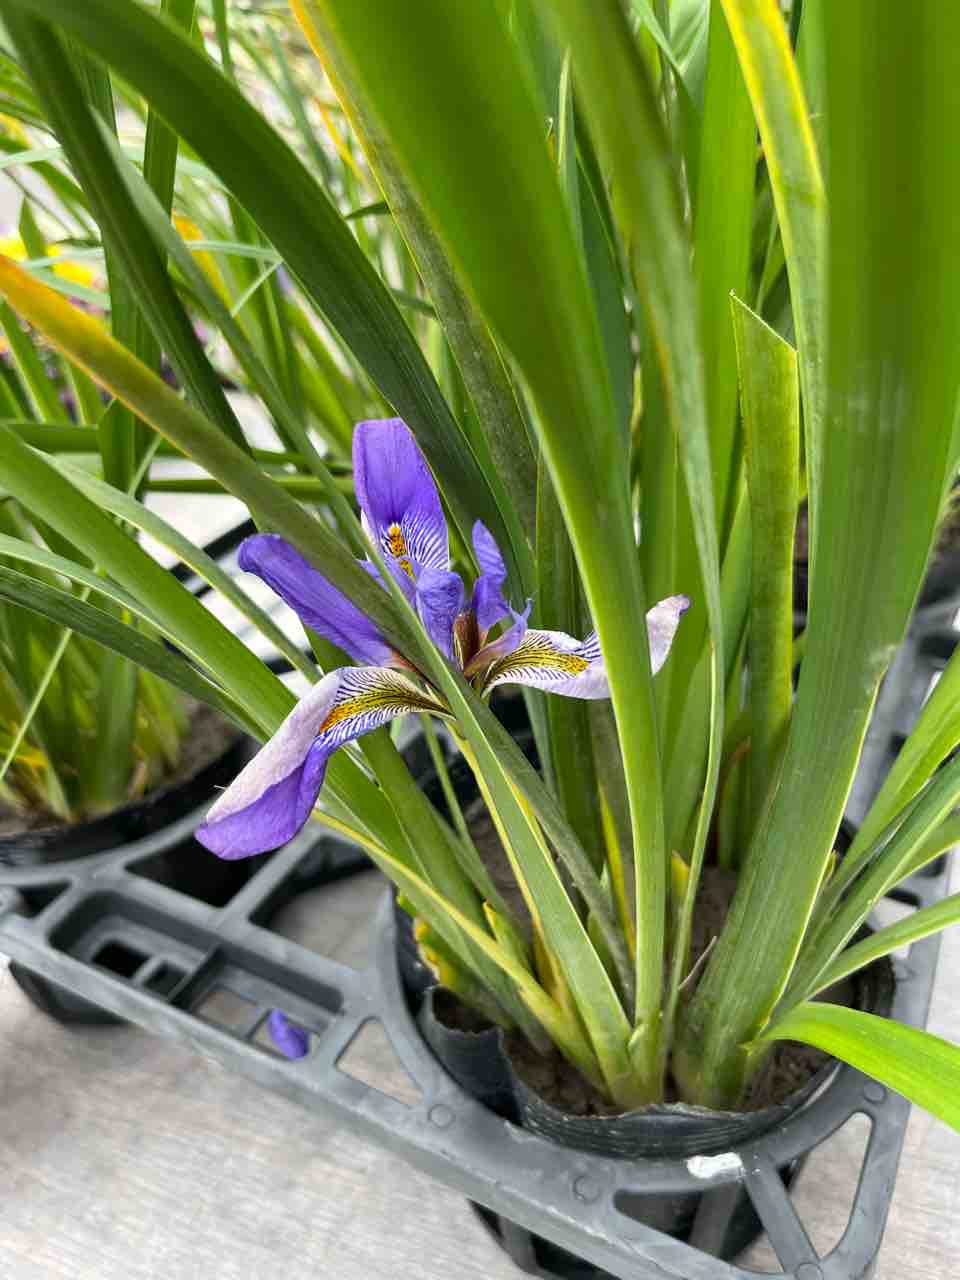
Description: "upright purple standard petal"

(196, 671), (343, 859)
(267, 1010), (310, 1060)
(353, 418), (448, 578)
(470, 520), (511, 634)
(415, 566), (465, 658)
(238, 533), (396, 667)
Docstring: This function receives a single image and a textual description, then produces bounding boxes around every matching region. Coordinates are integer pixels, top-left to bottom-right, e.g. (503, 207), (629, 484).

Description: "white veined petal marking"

(483, 631), (591, 691)
(402, 509), (447, 572)
(317, 667), (446, 751)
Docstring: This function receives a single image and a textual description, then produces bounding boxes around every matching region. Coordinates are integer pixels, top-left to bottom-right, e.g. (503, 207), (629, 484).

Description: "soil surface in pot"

(434, 827), (846, 1117)
(0, 703), (236, 837)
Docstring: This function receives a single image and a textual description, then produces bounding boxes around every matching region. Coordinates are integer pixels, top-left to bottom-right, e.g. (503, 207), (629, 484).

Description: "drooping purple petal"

(197, 666), (445, 862)
(646, 595), (691, 673)
(480, 628), (610, 699)
(415, 567), (465, 658)
(196, 671), (344, 859)
(353, 418), (448, 577)
(470, 520), (510, 634)
(267, 1010), (311, 1060)
(238, 533), (395, 667)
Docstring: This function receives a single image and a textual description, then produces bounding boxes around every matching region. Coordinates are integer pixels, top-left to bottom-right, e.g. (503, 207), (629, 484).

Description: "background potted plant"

(0, 0), (959, 1273)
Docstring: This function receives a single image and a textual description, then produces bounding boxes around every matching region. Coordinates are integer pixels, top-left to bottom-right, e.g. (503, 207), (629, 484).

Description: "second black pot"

(3, 715), (254, 1024)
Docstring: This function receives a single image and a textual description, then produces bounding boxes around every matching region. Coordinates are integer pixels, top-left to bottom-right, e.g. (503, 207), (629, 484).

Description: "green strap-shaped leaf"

(806, 892), (960, 1000)
(1, 0), (528, 593)
(694, 2), (756, 552)
(731, 295), (799, 831)
(719, 0), (825, 574)
(826, 636), (960, 911)
(760, 1003), (960, 1133)
(786, 752), (960, 1006)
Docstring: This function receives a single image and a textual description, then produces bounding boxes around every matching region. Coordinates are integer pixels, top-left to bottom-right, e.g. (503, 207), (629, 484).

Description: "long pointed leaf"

(719, 0), (825, 572)
(760, 1004), (960, 1133)
(731, 295), (799, 830)
(806, 892), (960, 1000)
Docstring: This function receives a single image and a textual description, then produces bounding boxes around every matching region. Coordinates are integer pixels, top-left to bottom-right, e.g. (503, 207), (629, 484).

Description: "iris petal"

(314, 666), (447, 753)
(267, 1010), (311, 1060)
(481, 627), (610, 699)
(353, 418), (448, 577)
(470, 520), (511, 634)
(238, 533), (395, 667)
(645, 595), (691, 673)
(472, 519), (508, 579)
(479, 596), (689, 700)
(197, 667), (446, 860)
(196, 671), (343, 858)
(415, 566), (465, 658)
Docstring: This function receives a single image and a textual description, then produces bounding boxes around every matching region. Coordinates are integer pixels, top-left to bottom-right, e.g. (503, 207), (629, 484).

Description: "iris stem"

(420, 714), (472, 845)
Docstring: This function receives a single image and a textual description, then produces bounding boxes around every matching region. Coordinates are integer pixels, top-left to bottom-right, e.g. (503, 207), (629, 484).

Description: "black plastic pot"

(3, 722), (254, 1024)
(0, 726), (252, 869)
(414, 958), (893, 1278)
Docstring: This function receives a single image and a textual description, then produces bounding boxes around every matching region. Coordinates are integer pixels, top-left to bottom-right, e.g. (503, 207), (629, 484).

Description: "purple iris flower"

(196, 418), (689, 861)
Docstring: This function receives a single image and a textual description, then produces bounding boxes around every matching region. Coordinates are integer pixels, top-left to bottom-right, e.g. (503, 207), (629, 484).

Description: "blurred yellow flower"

(0, 234), (99, 289)
(173, 214), (230, 303)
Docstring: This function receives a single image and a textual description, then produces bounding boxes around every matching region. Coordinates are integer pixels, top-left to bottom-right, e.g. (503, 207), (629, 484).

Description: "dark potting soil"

(0, 703), (237, 837)
(436, 858), (844, 1119)
(431, 985), (501, 1035)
